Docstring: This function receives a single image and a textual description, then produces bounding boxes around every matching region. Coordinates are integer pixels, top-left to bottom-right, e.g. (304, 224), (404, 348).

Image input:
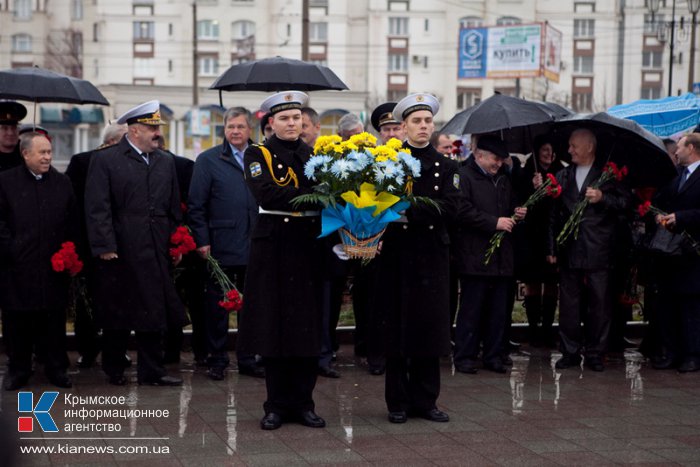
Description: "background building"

(0, 0), (696, 166)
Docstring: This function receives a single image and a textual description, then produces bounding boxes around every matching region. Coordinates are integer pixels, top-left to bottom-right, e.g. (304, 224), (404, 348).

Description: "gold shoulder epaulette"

(257, 144), (299, 188)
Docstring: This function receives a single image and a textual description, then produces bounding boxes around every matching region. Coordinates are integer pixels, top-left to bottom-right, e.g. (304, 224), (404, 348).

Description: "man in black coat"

(547, 128), (630, 372)
(653, 133), (700, 372)
(236, 91), (326, 431)
(0, 101), (26, 172)
(370, 93), (461, 424)
(85, 100), (186, 386)
(452, 135), (526, 375)
(0, 132), (77, 390)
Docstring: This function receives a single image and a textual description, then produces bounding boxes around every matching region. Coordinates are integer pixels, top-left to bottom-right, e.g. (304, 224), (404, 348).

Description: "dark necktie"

(679, 167), (690, 191)
(142, 152), (150, 165)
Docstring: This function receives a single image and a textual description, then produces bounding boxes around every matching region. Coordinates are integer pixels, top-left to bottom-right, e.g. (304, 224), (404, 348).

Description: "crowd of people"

(0, 91), (698, 432)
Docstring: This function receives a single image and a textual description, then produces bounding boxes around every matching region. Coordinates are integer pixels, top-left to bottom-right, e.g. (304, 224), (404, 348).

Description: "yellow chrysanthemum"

(341, 183), (400, 216)
(385, 138), (403, 151)
(341, 141), (359, 152)
(348, 132), (377, 148)
(373, 145), (398, 162)
(314, 135), (342, 154)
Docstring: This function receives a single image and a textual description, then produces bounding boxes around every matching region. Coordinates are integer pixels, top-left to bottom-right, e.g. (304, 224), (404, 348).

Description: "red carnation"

(51, 241), (83, 276)
(638, 200), (652, 217)
(170, 226), (196, 259)
(546, 173), (558, 186)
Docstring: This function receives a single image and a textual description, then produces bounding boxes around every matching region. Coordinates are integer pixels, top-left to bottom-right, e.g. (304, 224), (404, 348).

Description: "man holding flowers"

(546, 128), (631, 372)
(369, 93), (461, 424)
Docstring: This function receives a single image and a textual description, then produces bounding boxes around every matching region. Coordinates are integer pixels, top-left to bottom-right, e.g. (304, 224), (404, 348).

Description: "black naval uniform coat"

(236, 134), (323, 358)
(0, 144), (24, 172)
(370, 143), (461, 358)
(84, 136), (186, 332)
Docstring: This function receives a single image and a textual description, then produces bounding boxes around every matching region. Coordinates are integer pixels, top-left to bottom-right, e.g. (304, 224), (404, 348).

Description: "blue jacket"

(188, 141), (258, 266)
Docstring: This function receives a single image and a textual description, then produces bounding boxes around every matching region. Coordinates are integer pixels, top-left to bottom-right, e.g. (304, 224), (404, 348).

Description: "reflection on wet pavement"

(3, 345), (700, 465)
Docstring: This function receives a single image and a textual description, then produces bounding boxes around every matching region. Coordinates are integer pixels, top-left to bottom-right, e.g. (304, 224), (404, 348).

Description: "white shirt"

(575, 164), (593, 192)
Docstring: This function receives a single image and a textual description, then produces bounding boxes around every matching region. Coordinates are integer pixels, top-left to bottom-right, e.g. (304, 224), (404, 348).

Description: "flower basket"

(338, 227), (386, 260)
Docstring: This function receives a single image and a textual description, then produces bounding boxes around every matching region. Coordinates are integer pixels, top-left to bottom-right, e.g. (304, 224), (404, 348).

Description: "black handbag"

(646, 226), (685, 256)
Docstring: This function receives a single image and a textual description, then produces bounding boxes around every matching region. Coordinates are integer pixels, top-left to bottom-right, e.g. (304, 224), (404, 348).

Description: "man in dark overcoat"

(547, 128), (630, 372)
(0, 132), (77, 390)
(188, 106), (261, 380)
(85, 100), (186, 386)
(452, 135), (526, 375)
(0, 101), (26, 172)
(370, 93), (461, 424)
(236, 91), (325, 431)
(653, 133), (700, 372)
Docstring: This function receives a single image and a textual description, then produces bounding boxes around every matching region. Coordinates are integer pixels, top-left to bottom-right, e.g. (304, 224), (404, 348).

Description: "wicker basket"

(338, 228), (386, 260)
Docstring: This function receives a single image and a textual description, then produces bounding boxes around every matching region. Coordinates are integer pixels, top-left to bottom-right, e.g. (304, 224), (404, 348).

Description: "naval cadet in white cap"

(369, 92), (461, 424)
(85, 100), (186, 387)
(235, 91), (327, 431)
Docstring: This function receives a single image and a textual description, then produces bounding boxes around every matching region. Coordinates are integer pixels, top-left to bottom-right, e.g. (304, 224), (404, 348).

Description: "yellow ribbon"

(341, 182), (400, 217)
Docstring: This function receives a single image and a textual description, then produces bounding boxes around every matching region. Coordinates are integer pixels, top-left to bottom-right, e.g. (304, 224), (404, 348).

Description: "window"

(573, 55), (594, 74)
(71, 0), (83, 20)
(641, 87), (662, 99)
(389, 17), (409, 36)
(574, 1), (596, 13)
(168, 60), (173, 73)
(572, 92), (592, 112)
(642, 50), (663, 68)
(133, 58), (155, 76)
(72, 32), (83, 56)
(388, 53), (408, 72)
(198, 56), (219, 76)
(457, 89), (481, 110)
(644, 14), (663, 34)
(93, 23), (99, 42)
(644, 0), (667, 8)
(310, 58), (328, 66)
(496, 16), (521, 26)
(574, 19), (594, 37)
(388, 0), (409, 11)
(459, 16), (483, 29)
(387, 90), (407, 101)
(14, 0), (32, 19)
(424, 19), (429, 32)
(133, 21), (155, 40)
(197, 20), (219, 40)
(310, 22), (327, 42)
(11, 34), (32, 52)
(133, 4), (154, 15)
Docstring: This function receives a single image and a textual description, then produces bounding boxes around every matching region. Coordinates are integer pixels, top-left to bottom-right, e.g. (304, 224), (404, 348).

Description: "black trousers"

(657, 286), (700, 361)
(74, 274), (100, 362)
(3, 309), (68, 378)
(385, 356), (440, 413)
(166, 257), (207, 362)
(102, 329), (166, 382)
(558, 268), (612, 357)
(263, 357), (318, 417)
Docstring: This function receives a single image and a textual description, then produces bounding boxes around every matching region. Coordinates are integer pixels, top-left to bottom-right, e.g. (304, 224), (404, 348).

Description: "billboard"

(458, 22), (562, 82)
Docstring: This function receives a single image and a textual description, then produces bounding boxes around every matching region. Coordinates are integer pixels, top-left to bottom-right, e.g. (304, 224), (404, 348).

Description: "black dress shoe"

(260, 412), (282, 430)
(555, 353), (582, 369)
(501, 355), (514, 366)
(679, 359), (700, 373)
(299, 410), (326, 428)
(4, 373), (30, 391)
(107, 374), (128, 386)
(653, 356), (680, 370)
(238, 364), (265, 378)
(318, 366), (340, 378)
(48, 372), (72, 389)
(508, 340), (521, 352)
(208, 367), (225, 381)
(455, 362), (478, 374)
(388, 411), (407, 423)
(77, 354), (97, 369)
(418, 408), (450, 423)
(585, 356), (604, 372)
(484, 361), (508, 374)
(139, 375), (183, 386)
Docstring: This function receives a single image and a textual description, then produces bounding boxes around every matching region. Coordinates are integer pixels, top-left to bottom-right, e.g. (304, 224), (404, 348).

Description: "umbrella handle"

(219, 90), (223, 108)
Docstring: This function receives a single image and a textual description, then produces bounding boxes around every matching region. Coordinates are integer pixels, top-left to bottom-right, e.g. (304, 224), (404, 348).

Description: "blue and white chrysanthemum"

(304, 155), (333, 180)
(330, 158), (354, 180)
(345, 150), (372, 171)
(373, 159), (405, 185)
(397, 152), (421, 178)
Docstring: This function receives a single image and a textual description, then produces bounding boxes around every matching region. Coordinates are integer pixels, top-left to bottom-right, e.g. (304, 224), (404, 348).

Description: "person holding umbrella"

(236, 91), (326, 431)
(0, 101), (27, 172)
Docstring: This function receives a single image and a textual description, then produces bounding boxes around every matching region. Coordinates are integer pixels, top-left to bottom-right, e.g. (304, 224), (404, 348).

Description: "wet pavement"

(3, 346), (700, 466)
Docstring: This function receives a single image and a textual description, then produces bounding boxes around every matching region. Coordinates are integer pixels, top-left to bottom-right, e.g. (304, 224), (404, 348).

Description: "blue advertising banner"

(459, 28), (487, 78)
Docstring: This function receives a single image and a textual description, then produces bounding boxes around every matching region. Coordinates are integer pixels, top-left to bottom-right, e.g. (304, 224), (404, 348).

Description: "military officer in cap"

(369, 93), (461, 424)
(85, 100), (186, 386)
(237, 90), (326, 431)
(370, 101), (405, 144)
(0, 101), (27, 172)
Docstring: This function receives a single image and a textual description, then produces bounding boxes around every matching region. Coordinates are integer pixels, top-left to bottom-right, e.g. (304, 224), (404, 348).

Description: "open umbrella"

(0, 67), (108, 105)
(210, 56), (348, 106)
(551, 112), (677, 188)
(607, 92), (700, 138)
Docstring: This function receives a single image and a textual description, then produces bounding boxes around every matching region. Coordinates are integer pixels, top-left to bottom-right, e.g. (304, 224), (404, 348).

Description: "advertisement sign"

(190, 109), (211, 137)
(458, 23), (563, 82)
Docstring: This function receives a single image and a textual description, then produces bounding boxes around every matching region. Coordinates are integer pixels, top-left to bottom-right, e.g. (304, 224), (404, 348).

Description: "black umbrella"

(550, 112), (677, 188)
(0, 67), (108, 105)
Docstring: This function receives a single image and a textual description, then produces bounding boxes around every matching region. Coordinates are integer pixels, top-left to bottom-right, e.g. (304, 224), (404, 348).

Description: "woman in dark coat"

(514, 135), (565, 346)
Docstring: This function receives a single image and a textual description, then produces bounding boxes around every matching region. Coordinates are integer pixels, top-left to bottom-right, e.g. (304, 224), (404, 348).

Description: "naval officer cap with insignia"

(0, 101), (27, 153)
(260, 90), (309, 140)
(393, 93), (440, 148)
(117, 100), (166, 155)
(370, 102), (406, 144)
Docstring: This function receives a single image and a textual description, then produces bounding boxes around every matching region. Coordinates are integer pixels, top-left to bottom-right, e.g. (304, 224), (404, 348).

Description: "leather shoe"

(679, 359), (700, 373)
(455, 362), (478, 374)
(298, 410), (326, 428)
(77, 354), (97, 369)
(108, 374), (128, 386)
(417, 408), (450, 423)
(653, 356), (680, 370)
(208, 367), (225, 381)
(139, 375), (183, 386)
(260, 412), (282, 430)
(318, 366), (340, 378)
(238, 364), (265, 378)
(555, 353), (582, 369)
(48, 372), (72, 388)
(388, 411), (407, 423)
(484, 360), (507, 374)
(4, 373), (29, 391)
(585, 356), (604, 372)
(501, 355), (514, 366)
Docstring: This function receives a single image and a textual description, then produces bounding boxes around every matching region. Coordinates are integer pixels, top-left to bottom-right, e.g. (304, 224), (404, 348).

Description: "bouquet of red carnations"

(206, 253), (244, 312)
(51, 242), (83, 276)
(169, 226), (197, 259)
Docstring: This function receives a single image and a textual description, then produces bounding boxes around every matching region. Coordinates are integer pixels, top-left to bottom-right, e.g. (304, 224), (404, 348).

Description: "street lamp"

(648, 0), (680, 96)
(688, 0), (700, 91)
